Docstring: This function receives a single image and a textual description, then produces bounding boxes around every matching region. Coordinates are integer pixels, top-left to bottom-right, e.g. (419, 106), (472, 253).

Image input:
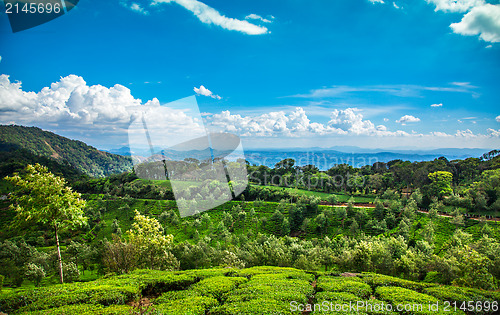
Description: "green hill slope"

(0, 125), (132, 177)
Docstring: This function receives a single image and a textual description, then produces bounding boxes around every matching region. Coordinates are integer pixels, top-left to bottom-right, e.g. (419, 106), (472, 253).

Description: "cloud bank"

(1, 74), (498, 149)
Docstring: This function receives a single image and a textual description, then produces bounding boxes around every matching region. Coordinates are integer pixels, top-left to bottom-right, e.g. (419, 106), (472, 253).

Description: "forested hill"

(0, 125), (132, 177)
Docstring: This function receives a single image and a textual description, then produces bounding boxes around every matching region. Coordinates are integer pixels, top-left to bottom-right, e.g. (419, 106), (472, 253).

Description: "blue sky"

(0, 0), (499, 150)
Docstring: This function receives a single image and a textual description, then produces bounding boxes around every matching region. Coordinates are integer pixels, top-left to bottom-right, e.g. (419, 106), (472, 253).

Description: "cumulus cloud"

(193, 85), (221, 99)
(426, 0), (485, 13)
(393, 2), (401, 9)
(488, 128), (500, 137)
(455, 129), (478, 137)
(496, 115), (500, 122)
(130, 3), (149, 15)
(245, 14), (272, 23)
(207, 107), (410, 138)
(0, 74), (204, 139)
(368, 0), (385, 4)
(153, 0), (268, 35)
(431, 131), (452, 137)
(396, 115), (421, 125)
(431, 103), (443, 107)
(450, 4), (500, 43)
(208, 108), (344, 137)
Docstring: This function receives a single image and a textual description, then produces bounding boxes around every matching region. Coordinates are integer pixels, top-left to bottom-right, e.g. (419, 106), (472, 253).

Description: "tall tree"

(5, 164), (87, 284)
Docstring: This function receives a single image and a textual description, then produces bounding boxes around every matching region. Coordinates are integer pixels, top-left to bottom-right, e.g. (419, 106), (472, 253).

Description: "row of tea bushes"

(210, 267), (314, 315)
(1, 267), (499, 314)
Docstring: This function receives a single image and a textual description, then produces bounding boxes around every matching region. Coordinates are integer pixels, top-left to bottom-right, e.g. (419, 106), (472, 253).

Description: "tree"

(127, 210), (178, 270)
(428, 171), (453, 198)
(5, 164), (87, 284)
(327, 194), (339, 205)
(373, 198), (385, 220)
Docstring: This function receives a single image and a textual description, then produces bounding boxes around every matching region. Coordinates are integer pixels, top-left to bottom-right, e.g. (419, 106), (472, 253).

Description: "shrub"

(155, 296), (218, 315)
(25, 263), (46, 287)
(189, 276), (247, 300)
(211, 297), (294, 315)
(375, 286), (464, 314)
(17, 303), (133, 315)
(63, 262), (80, 283)
(424, 285), (499, 314)
(317, 276), (372, 299)
(361, 273), (432, 291)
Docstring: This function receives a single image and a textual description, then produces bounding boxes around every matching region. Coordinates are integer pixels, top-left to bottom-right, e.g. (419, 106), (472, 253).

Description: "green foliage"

(362, 273), (433, 291)
(0, 125), (132, 177)
(5, 164), (87, 284)
(424, 286), (499, 306)
(428, 171), (453, 198)
(25, 263), (46, 287)
(375, 287), (445, 315)
(317, 276), (372, 299)
(17, 303), (132, 315)
(5, 164), (87, 230)
(155, 295), (218, 315)
(127, 210), (178, 271)
(189, 276), (247, 300)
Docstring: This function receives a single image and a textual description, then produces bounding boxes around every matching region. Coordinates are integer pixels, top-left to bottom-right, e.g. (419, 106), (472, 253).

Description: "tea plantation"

(1, 266), (498, 314)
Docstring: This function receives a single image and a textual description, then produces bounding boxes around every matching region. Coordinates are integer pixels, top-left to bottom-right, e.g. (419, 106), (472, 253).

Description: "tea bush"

(362, 273), (433, 291)
(375, 286), (464, 314)
(189, 276), (247, 300)
(317, 276), (372, 299)
(154, 295), (218, 315)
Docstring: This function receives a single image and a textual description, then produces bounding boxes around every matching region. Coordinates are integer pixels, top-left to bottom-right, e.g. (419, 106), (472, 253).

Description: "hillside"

(0, 125), (132, 177)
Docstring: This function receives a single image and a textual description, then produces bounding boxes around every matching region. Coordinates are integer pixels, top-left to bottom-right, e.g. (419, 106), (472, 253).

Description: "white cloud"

(450, 4), (500, 43)
(130, 3), (149, 15)
(153, 0), (268, 35)
(383, 118), (389, 122)
(431, 103), (443, 107)
(293, 83), (479, 98)
(0, 56), (2, 63)
(208, 108), (346, 137)
(455, 129), (477, 137)
(426, 0), (485, 13)
(368, 0), (385, 4)
(329, 108), (377, 135)
(431, 131), (452, 137)
(207, 107), (412, 138)
(496, 115), (500, 122)
(193, 85), (221, 99)
(393, 2), (401, 9)
(245, 14), (272, 23)
(488, 128), (500, 137)
(0, 74), (204, 139)
(396, 115), (421, 125)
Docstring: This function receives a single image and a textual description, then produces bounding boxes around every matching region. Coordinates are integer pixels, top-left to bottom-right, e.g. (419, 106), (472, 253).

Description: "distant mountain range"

(105, 145), (493, 170)
(0, 125), (493, 177)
